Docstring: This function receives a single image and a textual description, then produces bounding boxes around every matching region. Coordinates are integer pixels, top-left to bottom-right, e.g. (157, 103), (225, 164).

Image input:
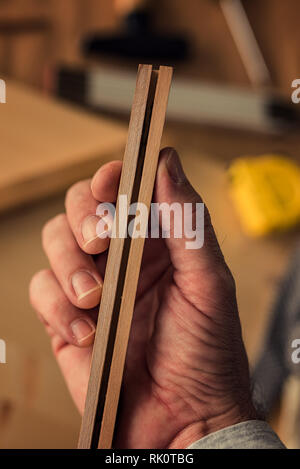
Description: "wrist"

(168, 401), (259, 449)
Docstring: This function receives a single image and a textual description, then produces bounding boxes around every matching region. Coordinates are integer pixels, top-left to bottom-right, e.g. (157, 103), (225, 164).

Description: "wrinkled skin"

(30, 149), (256, 448)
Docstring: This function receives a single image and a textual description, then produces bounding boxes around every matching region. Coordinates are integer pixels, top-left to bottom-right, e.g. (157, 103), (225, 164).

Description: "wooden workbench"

(0, 80), (127, 213)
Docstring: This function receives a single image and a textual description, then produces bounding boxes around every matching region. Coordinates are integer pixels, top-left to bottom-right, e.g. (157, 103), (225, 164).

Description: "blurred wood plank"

(0, 80), (127, 212)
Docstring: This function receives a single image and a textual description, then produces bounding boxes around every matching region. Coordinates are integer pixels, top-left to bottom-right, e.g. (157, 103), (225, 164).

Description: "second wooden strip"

(98, 66), (173, 449)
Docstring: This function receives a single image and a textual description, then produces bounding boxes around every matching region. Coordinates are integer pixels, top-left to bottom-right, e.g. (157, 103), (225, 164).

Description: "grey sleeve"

(187, 420), (286, 449)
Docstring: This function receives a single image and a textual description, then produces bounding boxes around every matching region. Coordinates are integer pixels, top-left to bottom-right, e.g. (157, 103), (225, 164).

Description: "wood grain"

(78, 65), (173, 449)
(78, 64), (153, 449)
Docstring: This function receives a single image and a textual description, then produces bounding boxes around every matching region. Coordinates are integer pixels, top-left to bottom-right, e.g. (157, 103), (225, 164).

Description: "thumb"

(154, 148), (227, 276)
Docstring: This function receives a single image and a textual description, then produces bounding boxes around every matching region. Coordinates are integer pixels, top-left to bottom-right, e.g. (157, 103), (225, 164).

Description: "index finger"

(65, 161), (122, 255)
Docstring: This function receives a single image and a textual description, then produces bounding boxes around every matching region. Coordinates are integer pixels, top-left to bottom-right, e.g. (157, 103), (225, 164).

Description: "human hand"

(30, 148), (257, 448)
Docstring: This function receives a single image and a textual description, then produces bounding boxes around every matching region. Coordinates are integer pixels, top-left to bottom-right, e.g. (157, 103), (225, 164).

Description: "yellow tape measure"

(228, 155), (300, 237)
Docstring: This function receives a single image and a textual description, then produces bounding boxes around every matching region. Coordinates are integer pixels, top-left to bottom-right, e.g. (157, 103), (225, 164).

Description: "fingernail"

(71, 271), (101, 301)
(71, 318), (95, 344)
(166, 149), (187, 184)
(81, 215), (101, 247)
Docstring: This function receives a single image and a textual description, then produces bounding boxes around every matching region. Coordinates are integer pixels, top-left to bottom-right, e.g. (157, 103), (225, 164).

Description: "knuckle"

(224, 268), (236, 294)
(214, 263), (237, 297)
(66, 181), (82, 201)
(29, 269), (52, 305)
(99, 160), (122, 174)
(65, 179), (91, 207)
(47, 296), (65, 322)
(105, 160), (122, 173)
(29, 271), (72, 332)
(42, 213), (67, 246)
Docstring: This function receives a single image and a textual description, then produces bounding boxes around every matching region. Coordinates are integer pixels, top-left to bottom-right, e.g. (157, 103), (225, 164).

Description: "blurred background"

(1, 0), (300, 448)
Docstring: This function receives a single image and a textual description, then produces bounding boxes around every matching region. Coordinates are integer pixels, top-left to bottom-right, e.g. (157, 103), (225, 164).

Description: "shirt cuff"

(187, 420), (286, 449)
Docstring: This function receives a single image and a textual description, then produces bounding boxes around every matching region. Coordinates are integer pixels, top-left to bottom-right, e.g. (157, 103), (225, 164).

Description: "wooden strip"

(98, 66), (173, 449)
(78, 64), (173, 449)
(78, 64), (153, 449)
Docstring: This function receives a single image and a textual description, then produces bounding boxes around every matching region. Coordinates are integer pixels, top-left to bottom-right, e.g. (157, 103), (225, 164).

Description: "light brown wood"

(78, 64), (153, 449)
(78, 64), (172, 449)
(99, 66), (172, 449)
(0, 80), (127, 212)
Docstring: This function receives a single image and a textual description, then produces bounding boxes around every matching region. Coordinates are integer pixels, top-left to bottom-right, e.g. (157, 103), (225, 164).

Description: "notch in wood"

(78, 64), (173, 449)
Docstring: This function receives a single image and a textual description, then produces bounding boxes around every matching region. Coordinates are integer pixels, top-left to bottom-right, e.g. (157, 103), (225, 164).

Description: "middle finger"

(42, 213), (103, 309)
